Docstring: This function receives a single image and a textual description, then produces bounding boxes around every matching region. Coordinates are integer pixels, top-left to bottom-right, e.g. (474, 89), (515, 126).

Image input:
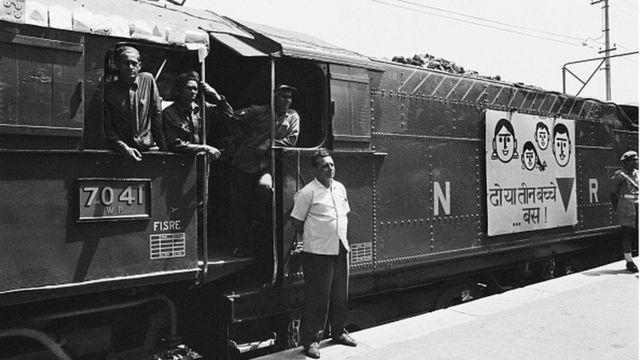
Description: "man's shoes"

(304, 342), (320, 359)
(332, 332), (357, 347)
(626, 261), (638, 273)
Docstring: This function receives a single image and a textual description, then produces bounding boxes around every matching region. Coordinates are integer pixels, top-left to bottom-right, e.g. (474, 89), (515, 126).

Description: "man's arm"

(228, 106), (254, 143)
(274, 111), (300, 147)
(291, 188), (312, 253)
(293, 218), (304, 235)
(104, 91), (142, 161)
(610, 172), (622, 211)
(290, 218), (305, 253)
(201, 82), (233, 119)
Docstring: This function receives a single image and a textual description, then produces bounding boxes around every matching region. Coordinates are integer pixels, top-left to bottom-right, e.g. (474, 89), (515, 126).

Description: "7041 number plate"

(78, 178), (151, 222)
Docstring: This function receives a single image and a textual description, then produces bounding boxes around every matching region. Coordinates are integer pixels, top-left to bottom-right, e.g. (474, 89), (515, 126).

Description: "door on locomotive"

(185, 38), (329, 283)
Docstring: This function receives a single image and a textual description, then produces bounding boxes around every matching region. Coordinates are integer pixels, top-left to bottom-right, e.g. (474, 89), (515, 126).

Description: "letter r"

(588, 178), (598, 203)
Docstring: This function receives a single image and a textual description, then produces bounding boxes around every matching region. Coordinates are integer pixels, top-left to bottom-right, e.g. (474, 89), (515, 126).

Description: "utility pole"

(591, 0), (613, 100)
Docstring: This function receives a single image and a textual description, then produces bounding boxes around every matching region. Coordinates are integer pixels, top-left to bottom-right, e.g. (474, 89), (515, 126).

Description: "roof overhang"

(234, 21), (384, 71)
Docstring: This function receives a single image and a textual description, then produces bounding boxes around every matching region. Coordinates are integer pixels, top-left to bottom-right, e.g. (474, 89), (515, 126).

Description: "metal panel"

(576, 120), (614, 148)
(52, 48), (84, 128)
(576, 147), (615, 230)
(0, 42), (17, 125)
(18, 45), (52, 126)
(0, 152), (199, 295)
(373, 135), (482, 262)
(374, 135), (431, 261)
(406, 99), (451, 137)
(429, 140), (483, 252)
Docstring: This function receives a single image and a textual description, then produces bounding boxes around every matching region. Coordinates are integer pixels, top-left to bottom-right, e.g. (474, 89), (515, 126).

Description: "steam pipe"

(0, 328), (72, 360)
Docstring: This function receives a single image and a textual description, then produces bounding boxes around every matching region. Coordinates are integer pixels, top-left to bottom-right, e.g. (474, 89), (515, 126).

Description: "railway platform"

(256, 258), (638, 360)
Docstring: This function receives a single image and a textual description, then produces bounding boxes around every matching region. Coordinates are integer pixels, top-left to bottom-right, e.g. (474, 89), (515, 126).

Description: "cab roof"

(2, 0), (381, 69)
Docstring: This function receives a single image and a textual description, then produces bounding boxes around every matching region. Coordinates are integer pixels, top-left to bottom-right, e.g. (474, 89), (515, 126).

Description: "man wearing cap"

(163, 71), (232, 157)
(229, 85), (300, 257)
(610, 150), (639, 273)
(104, 45), (165, 161)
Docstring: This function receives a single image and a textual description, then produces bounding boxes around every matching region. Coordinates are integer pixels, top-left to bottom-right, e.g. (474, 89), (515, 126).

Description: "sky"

(186, 0), (639, 105)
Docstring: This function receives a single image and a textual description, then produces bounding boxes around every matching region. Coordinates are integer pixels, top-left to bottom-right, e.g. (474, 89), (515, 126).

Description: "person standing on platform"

(229, 85), (299, 257)
(291, 150), (357, 359)
(103, 45), (165, 161)
(610, 150), (639, 273)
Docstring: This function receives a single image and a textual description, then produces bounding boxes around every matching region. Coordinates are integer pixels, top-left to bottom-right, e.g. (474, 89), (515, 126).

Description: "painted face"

(523, 148), (536, 170)
(535, 128), (549, 150)
(314, 156), (335, 182)
(495, 125), (516, 163)
(553, 132), (570, 167)
(117, 52), (141, 83)
(179, 80), (199, 104)
(275, 90), (293, 114)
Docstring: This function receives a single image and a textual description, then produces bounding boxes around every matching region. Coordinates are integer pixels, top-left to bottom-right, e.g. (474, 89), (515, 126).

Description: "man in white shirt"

(291, 150), (357, 359)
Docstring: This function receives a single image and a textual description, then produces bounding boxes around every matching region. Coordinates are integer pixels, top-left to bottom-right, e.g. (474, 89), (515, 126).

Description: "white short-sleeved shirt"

(291, 178), (350, 255)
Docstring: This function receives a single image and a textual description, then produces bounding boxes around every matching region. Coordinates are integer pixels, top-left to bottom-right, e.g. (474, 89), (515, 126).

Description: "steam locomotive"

(0, 0), (636, 359)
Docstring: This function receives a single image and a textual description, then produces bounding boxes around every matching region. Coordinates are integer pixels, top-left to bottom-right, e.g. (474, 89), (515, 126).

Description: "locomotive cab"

(200, 37), (332, 283)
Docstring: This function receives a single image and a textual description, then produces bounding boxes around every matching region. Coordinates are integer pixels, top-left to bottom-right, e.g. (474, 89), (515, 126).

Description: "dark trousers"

(621, 226), (637, 254)
(300, 245), (349, 347)
(229, 168), (272, 250)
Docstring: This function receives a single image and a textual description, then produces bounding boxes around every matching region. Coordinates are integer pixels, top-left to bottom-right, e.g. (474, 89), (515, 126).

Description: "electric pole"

(591, 0), (614, 101)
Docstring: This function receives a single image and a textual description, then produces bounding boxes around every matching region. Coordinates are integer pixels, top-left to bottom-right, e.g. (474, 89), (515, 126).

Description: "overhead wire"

(370, 0), (586, 47)
(394, 0), (588, 42)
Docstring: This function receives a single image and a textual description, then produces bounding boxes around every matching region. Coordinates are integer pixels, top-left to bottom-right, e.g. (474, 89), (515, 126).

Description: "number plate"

(78, 178), (151, 222)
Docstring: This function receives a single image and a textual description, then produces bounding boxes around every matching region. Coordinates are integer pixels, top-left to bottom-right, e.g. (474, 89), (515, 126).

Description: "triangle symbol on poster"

(556, 177), (575, 212)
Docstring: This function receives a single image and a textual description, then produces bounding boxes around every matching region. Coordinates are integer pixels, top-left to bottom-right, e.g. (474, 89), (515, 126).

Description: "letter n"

(434, 181), (451, 216)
